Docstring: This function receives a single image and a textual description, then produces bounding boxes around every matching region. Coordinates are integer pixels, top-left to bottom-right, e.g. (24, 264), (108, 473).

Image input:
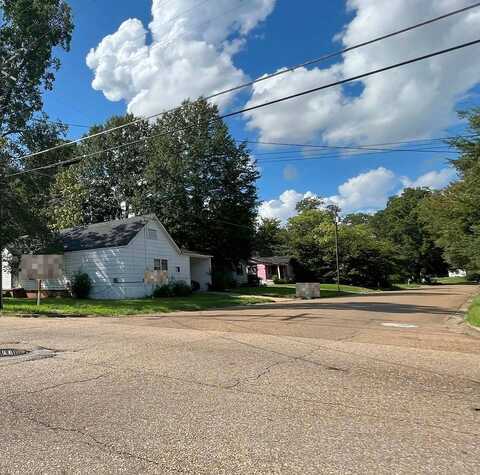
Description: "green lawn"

(466, 296), (480, 328)
(434, 276), (472, 285)
(232, 283), (372, 299)
(391, 283), (422, 290)
(0, 293), (272, 317)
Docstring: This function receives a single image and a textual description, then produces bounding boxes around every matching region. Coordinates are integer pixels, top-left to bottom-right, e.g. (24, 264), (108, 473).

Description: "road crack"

(6, 400), (163, 468)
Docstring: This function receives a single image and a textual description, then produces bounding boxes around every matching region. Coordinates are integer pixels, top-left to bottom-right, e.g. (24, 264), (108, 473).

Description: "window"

(148, 228), (158, 240)
(154, 258), (168, 271)
(176, 266), (181, 273)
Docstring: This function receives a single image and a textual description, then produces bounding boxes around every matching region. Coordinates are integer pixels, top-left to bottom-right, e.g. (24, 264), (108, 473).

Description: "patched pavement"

(1, 285), (479, 473)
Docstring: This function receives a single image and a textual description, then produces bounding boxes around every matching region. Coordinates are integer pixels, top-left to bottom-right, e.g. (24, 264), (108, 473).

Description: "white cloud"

(283, 164), (298, 181)
(259, 190), (317, 221)
(261, 166), (456, 219)
(86, 0), (276, 117)
(401, 168), (457, 189)
(327, 167), (398, 212)
(245, 0), (480, 145)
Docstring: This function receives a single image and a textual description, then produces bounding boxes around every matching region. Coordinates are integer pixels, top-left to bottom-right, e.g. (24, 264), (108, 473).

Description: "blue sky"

(43, 0), (480, 220)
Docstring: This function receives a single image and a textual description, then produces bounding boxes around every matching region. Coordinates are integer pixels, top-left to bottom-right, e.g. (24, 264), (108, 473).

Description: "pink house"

(249, 256), (295, 283)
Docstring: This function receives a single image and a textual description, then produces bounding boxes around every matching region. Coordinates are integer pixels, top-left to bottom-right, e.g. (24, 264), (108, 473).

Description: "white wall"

(18, 218), (192, 299)
(190, 257), (211, 291)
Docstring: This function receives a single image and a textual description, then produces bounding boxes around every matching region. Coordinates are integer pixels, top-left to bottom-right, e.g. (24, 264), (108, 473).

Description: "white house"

(17, 215), (212, 299)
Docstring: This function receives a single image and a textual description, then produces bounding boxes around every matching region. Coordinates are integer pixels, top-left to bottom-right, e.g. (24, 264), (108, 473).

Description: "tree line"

(255, 110), (480, 287)
(1, 0), (479, 289)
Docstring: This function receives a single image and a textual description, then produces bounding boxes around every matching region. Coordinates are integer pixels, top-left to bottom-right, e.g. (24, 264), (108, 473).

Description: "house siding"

(19, 219), (193, 299)
(257, 264), (267, 282)
(190, 257), (211, 291)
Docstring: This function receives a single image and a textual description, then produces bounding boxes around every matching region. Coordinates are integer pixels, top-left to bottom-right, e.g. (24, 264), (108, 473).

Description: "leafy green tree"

(295, 196), (324, 213)
(371, 188), (448, 282)
(55, 100), (260, 267)
(0, 0), (73, 259)
(420, 108), (480, 273)
(317, 222), (396, 288)
(254, 218), (287, 257)
(284, 205), (332, 280)
(137, 99), (259, 266)
(50, 115), (151, 228)
(284, 203), (395, 287)
(343, 212), (372, 226)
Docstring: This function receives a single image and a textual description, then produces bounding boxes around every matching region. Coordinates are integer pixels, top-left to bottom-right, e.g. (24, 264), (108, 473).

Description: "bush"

(247, 274), (261, 287)
(210, 271), (237, 291)
(172, 281), (192, 297)
(71, 272), (92, 299)
(467, 271), (480, 282)
(153, 281), (192, 298)
(191, 280), (201, 292)
(153, 283), (174, 298)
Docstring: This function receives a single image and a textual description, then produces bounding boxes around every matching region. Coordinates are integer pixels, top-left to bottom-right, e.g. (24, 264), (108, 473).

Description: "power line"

(222, 38), (480, 119)
(237, 134), (480, 157)
(256, 149), (455, 165)
(8, 37), (480, 178)
(8, 39), (480, 177)
(11, 2), (480, 163)
(239, 140), (458, 156)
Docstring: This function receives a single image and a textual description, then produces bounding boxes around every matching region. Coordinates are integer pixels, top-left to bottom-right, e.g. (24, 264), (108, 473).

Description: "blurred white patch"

(382, 323), (418, 328)
(283, 164), (298, 181)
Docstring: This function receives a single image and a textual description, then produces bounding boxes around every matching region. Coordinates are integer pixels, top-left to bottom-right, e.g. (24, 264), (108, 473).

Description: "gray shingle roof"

(60, 215), (152, 252)
(250, 256), (292, 265)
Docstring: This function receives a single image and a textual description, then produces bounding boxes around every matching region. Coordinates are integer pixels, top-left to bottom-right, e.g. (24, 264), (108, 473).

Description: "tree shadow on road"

(206, 301), (460, 317)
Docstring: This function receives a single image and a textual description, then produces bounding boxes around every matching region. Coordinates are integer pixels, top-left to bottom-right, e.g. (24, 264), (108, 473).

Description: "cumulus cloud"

(245, 0), (480, 145)
(259, 190), (317, 221)
(260, 166), (456, 219)
(87, 0), (276, 117)
(401, 167), (457, 189)
(327, 167), (398, 212)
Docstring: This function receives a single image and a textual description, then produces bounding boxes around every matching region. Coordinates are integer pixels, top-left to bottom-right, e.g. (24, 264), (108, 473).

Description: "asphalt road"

(1, 285), (479, 474)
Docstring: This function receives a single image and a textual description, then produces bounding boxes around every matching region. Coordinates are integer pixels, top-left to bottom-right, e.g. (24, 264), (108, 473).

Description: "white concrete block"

(296, 283), (321, 299)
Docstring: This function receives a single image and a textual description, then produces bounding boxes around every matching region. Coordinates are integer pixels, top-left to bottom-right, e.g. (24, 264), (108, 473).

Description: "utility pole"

(0, 173), (4, 311)
(333, 215), (340, 293)
(327, 204), (341, 293)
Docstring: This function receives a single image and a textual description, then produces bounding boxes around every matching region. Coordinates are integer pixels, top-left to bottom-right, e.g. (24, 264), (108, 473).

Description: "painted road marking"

(381, 323), (418, 329)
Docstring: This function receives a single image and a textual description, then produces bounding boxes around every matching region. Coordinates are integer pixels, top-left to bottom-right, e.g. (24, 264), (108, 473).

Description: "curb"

(466, 321), (480, 333)
(1, 312), (90, 319)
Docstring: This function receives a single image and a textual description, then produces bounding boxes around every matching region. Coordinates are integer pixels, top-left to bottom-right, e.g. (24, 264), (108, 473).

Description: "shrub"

(273, 276), (290, 285)
(467, 271), (480, 282)
(191, 280), (200, 292)
(153, 281), (192, 298)
(210, 271), (237, 291)
(172, 281), (192, 297)
(153, 283), (174, 298)
(71, 272), (92, 299)
(247, 274), (261, 287)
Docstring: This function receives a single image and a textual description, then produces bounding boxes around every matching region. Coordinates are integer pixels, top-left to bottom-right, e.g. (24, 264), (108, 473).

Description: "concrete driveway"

(1, 285), (479, 473)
